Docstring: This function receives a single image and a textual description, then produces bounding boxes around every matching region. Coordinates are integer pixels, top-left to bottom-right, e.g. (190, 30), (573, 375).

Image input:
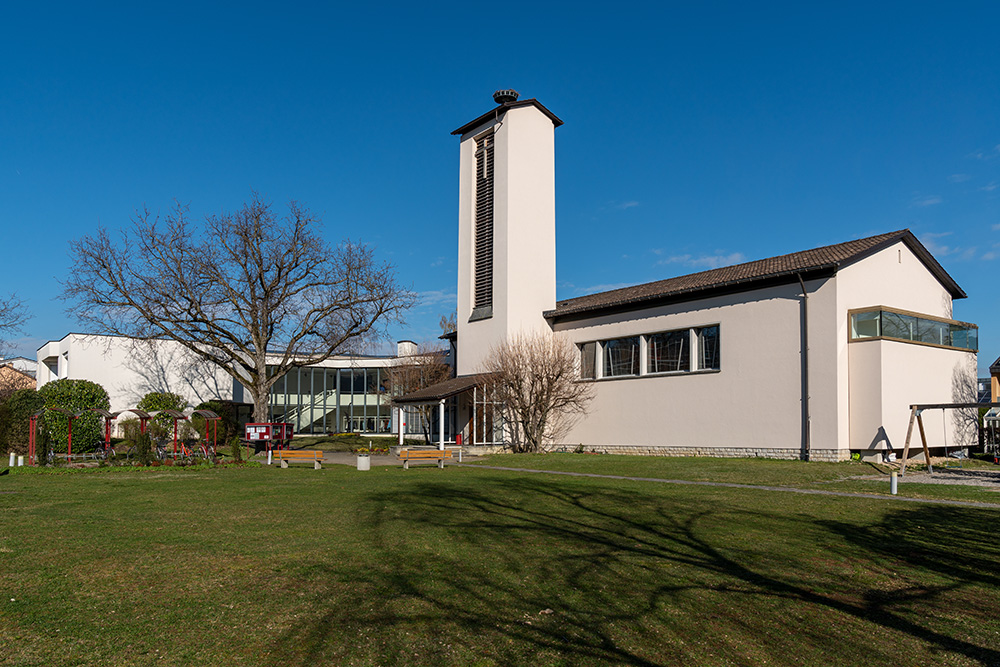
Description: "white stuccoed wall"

(837, 240), (976, 453)
(456, 104), (557, 376)
(553, 280), (819, 457)
(37, 334), (237, 413)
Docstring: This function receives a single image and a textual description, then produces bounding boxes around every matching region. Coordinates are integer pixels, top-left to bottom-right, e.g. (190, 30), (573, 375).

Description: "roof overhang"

(394, 373), (492, 404)
(452, 99), (563, 137)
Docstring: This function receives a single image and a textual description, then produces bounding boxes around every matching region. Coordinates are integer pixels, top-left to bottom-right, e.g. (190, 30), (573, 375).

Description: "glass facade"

(849, 309), (978, 351)
(268, 366), (393, 435)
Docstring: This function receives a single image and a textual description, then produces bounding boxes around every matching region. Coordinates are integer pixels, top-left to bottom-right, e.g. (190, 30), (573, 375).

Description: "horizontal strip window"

(580, 325), (720, 380)
(849, 308), (978, 351)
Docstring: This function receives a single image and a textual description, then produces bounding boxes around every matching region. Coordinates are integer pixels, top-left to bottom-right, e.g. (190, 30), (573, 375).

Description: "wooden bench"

(398, 448), (453, 469)
(274, 450), (323, 469)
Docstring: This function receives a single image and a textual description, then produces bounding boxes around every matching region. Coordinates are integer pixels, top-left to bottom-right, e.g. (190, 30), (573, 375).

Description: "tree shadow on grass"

(263, 477), (1000, 666)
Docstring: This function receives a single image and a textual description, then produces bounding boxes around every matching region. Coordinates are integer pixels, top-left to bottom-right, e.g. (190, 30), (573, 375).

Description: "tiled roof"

(545, 230), (965, 322)
(394, 374), (492, 404)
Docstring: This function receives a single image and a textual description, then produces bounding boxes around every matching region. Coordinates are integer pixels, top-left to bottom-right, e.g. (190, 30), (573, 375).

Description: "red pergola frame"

(191, 409), (221, 457)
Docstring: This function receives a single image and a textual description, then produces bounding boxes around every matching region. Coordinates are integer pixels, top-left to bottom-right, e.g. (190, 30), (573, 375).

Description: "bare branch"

(62, 195), (415, 422)
(479, 332), (594, 453)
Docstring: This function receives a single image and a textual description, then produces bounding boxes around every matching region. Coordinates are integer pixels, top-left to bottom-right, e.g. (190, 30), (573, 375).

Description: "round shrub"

(37, 379), (110, 453)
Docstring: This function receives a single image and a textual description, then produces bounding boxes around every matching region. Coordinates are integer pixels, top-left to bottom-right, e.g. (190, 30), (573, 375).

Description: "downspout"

(797, 274), (811, 461)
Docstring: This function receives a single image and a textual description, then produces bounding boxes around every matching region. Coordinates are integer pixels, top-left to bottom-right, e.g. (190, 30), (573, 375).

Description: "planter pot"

(357, 454), (370, 471)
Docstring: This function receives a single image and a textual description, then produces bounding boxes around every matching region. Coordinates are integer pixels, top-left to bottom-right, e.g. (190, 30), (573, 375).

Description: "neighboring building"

(0, 362), (35, 394)
(397, 91), (979, 461)
(0, 356), (37, 378)
(36, 334), (424, 436)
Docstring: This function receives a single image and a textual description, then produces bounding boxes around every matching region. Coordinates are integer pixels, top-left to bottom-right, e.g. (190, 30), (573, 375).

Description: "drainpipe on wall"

(797, 274), (811, 461)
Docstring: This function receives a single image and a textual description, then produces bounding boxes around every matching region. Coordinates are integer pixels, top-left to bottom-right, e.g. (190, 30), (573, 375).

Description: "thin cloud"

(968, 145), (1000, 160)
(416, 290), (457, 308)
(948, 174), (971, 183)
(991, 223), (1000, 231)
(615, 200), (640, 210)
(574, 282), (641, 296)
(911, 195), (943, 207)
(659, 252), (746, 270)
(981, 182), (999, 192)
(918, 232), (956, 257)
(982, 251), (998, 261)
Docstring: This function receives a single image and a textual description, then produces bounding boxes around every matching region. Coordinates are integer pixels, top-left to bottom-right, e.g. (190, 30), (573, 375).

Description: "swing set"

(899, 401), (998, 476)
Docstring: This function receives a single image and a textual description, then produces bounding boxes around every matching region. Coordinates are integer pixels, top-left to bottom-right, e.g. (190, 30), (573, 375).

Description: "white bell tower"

(453, 90), (562, 376)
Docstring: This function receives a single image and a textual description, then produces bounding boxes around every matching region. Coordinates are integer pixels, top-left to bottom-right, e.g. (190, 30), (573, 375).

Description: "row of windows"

(850, 308), (978, 351)
(579, 325), (720, 380)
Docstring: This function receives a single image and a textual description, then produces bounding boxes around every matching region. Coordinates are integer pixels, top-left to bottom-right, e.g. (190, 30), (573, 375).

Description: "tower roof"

(452, 98), (563, 136)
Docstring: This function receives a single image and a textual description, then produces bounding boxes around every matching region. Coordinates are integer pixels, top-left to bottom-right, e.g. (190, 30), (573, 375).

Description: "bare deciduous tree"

(479, 332), (594, 453)
(439, 312), (457, 335)
(386, 343), (452, 445)
(63, 195), (413, 423)
(0, 293), (30, 356)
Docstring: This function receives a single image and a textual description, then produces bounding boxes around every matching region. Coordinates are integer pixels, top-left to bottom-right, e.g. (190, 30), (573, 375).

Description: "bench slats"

(398, 449), (453, 469)
(274, 450), (323, 469)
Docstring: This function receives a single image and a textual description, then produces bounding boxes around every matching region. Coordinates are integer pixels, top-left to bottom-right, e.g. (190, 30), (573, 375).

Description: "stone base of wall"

(547, 444), (849, 462)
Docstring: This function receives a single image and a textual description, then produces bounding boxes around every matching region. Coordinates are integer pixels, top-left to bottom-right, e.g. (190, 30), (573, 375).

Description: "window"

(849, 308), (977, 351)
(602, 337), (640, 377)
(473, 132), (495, 315)
(579, 324), (721, 380)
(579, 342), (596, 379)
(648, 330), (689, 373)
(697, 325), (720, 370)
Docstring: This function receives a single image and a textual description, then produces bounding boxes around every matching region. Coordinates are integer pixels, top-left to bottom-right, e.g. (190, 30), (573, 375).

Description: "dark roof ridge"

(545, 229), (966, 322)
(452, 98), (563, 136)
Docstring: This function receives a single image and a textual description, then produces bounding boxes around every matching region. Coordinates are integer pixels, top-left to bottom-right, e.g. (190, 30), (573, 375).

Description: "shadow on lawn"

(265, 478), (1000, 666)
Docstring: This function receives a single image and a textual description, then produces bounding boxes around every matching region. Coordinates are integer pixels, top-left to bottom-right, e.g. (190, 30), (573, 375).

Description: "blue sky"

(2, 3), (999, 372)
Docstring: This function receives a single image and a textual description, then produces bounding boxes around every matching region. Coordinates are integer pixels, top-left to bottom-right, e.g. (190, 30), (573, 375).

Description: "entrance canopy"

(394, 373), (491, 405)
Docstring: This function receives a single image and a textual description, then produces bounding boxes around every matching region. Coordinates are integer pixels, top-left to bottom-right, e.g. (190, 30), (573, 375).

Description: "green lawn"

(2, 460), (999, 666)
(473, 452), (1000, 503)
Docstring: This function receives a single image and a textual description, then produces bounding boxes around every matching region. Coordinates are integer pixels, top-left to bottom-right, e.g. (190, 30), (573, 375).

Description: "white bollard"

(17, 456), (24, 467)
(890, 470), (898, 495)
(267, 450), (272, 466)
(8, 452), (14, 467)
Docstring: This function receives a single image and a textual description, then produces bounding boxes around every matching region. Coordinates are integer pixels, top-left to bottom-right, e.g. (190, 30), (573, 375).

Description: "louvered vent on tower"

(473, 132), (495, 311)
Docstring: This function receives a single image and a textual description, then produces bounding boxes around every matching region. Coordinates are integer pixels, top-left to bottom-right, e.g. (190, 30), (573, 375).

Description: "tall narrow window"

(579, 342), (596, 379)
(473, 132), (495, 315)
(697, 326), (720, 370)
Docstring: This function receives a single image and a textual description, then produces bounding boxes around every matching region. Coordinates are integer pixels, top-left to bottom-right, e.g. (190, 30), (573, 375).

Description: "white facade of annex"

(36, 334), (240, 413)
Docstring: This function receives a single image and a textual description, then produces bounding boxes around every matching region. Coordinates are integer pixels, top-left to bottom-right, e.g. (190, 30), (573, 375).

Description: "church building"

(397, 91), (979, 461)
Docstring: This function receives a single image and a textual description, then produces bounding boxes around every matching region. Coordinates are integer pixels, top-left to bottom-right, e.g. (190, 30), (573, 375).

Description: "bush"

(0, 388), (44, 454)
(133, 431), (153, 466)
(229, 435), (243, 463)
(37, 379), (110, 453)
(194, 400), (242, 445)
(137, 392), (188, 443)
(34, 416), (50, 465)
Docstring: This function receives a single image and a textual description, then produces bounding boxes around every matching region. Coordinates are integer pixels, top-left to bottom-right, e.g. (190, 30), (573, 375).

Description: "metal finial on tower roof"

(493, 89), (519, 104)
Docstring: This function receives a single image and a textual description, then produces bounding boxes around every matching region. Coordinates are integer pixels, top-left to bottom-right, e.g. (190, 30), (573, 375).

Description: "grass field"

(2, 456), (999, 666)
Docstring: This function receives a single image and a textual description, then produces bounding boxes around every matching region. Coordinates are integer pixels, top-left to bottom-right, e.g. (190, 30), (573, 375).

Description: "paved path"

(456, 463), (1000, 509)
